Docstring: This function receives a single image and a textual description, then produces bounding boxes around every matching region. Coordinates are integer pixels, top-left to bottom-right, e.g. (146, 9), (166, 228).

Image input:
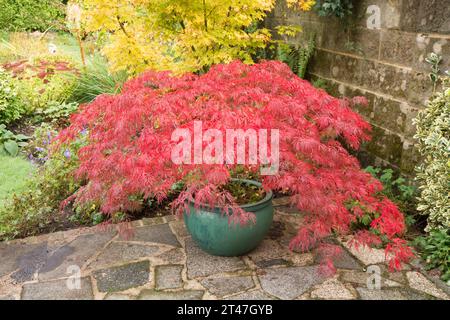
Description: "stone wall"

(265, 0), (450, 174)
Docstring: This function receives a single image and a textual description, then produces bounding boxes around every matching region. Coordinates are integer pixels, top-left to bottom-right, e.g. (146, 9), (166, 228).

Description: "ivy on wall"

(314, 0), (354, 18)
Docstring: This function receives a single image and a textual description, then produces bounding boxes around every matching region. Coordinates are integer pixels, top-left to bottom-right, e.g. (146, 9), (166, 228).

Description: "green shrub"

(314, 0), (354, 18)
(414, 229), (450, 282)
(0, 0), (65, 32)
(3, 56), (78, 114)
(0, 124), (29, 156)
(17, 74), (76, 112)
(0, 67), (25, 124)
(364, 166), (417, 226)
(0, 132), (86, 240)
(414, 84), (450, 231)
(33, 101), (79, 126)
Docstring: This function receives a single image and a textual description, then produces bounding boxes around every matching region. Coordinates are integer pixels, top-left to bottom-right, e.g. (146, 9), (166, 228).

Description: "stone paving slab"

(310, 277), (356, 300)
(87, 242), (161, 270)
(314, 248), (362, 270)
(259, 266), (328, 299)
(104, 293), (135, 300)
(155, 265), (184, 290)
(138, 289), (205, 300)
(356, 287), (430, 300)
(129, 224), (180, 247)
(38, 231), (116, 281)
(200, 275), (255, 298)
(185, 237), (247, 279)
(0, 202), (449, 300)
(11, 242), (48, 283)
(0, 242), (48, 278)
(225, 289), (276, 300)
(21, 277), (94, 300)
(93, 261), (150, 293)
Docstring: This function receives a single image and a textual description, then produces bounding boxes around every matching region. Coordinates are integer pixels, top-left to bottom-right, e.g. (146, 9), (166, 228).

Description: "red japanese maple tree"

(58, 60), (413, 270)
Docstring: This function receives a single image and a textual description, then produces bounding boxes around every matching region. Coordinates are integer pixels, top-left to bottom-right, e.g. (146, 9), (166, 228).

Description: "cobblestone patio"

(0, 199), (449, 300)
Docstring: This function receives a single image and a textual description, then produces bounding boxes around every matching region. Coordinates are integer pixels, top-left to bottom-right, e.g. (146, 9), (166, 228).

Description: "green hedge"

(0, 67), (25, 124)
(414, 83), (450, 231)
(0, 0), (65, 32)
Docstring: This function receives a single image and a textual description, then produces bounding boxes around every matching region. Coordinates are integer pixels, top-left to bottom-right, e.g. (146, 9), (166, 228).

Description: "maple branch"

(117, 15), (130, 38)
(202, 0), (208, 31)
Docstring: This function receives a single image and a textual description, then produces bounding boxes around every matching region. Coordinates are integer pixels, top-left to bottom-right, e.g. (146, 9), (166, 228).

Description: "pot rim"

(187, 178), (273, 211)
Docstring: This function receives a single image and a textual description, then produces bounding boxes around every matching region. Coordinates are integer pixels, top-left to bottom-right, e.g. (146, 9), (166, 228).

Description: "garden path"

(0, 198), (448, 300)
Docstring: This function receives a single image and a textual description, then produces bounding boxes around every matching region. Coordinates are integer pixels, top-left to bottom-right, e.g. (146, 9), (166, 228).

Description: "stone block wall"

(265, 0), (450, 174)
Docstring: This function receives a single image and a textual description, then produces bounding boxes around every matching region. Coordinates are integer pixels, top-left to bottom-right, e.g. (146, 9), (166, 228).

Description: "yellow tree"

(80, 0), (314, 74)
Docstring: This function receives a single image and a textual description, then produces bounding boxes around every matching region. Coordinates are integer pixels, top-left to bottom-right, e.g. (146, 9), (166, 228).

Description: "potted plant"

(184, 178), (274, 256)
(58, 60), (413, 269)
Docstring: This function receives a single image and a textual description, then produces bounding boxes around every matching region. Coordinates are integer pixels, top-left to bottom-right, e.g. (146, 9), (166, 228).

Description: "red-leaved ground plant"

(58, 61), (413, 271)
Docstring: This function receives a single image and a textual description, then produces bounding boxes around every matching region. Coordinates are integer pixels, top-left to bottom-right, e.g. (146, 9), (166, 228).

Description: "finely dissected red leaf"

(58, 60), (412, 269)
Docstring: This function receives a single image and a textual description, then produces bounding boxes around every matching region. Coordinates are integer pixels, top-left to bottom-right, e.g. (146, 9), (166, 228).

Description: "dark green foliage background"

(0, 0), (65, 32)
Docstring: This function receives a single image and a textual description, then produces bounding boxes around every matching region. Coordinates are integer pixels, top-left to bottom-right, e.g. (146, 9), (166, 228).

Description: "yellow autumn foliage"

(78, 0), (314, 74)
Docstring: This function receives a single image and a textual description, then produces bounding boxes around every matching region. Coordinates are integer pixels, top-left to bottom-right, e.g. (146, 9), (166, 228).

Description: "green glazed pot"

(183, 179), (274, 256)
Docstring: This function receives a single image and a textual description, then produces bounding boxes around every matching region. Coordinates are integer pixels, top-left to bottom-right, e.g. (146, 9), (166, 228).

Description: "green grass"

(0, 155), (34, 206)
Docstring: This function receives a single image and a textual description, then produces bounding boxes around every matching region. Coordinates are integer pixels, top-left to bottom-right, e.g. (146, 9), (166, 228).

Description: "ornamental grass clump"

(58, 60), (413, 270)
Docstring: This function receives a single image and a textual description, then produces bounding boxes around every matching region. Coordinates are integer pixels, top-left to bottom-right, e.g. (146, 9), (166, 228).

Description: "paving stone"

(424, 273), (450, 296)
(387, 271), (407, 285)
(406, 271), (449, 300)
(247, 239), (289, 262)
(11, 242), (48, 283)
(267, 220), (286, 241)
(315, 248), (362, 270)
(225, 289), (276, 300)
(88, 242), (161, 270)
(163, 215), (177, 223)
(340, 270), (399, 287)
(141, 217), (165, 226)
(0, 242), (48, 278)
(155, 265), (184, 290)
(275, 205), (301, 214)
(259, 266), (327, 299)
(104, 293), (135, 300)
(383, 279), (402, 287)
(157, 248), (185, 265)
(185, 238), (246, 279)
(398, 289), (434, 300)
(287, 253), (315, 267)
(200, 276), (255, 297)
(343, 242), (386, 266)
(356, 287), (430, 300)
(169, 220), (190, 238)
(333, 250), (362, 270)
(138, 289), (204, 300)
(356, 287), (407, 300)
(21, 277), (94, 300)
(255, 258), (290, 268)
(93, 261), (150, 292)
(130, 224), (180, 247)
(310, 278), (356, 300)
(38, 231), (115, 280)
(375, 264), (408, 284)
